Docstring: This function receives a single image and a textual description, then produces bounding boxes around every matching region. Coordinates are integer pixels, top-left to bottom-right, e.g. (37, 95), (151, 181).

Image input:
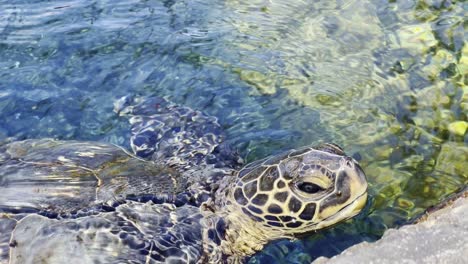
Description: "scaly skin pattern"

(199, 144), (368, 263)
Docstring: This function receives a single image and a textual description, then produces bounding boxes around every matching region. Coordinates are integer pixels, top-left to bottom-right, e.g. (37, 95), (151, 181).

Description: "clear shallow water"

(0, 0), (466, 262)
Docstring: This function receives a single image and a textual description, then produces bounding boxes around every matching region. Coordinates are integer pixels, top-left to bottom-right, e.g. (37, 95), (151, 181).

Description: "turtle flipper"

(0, 139), (180, 214)
(9, 202), (206, 264)
(115, 96), (242, 170)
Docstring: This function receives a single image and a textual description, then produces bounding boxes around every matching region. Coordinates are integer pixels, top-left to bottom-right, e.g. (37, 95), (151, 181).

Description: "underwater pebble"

(459, 44), (468, 75)
(396, 24), (437, 55)
(396, 197), (414, 209)
(447, 121), (467, 136)
(435, 142), (468, 181)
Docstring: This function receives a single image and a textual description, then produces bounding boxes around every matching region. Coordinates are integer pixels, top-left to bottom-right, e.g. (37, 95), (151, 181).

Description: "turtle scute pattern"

(229, 144), (368, 234)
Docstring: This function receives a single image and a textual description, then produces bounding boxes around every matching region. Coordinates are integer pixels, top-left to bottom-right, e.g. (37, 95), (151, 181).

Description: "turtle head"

(230, 143), (368, 236)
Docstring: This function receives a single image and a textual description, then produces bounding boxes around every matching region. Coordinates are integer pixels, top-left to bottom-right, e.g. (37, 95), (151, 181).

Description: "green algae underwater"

(0, 0), (466, 263)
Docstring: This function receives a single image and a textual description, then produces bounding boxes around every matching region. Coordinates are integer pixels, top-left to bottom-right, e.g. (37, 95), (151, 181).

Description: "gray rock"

(314, 195), (468, 264)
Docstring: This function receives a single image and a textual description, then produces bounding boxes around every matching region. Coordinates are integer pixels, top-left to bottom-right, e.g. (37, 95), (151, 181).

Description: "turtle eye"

(297, 182), (324, 194)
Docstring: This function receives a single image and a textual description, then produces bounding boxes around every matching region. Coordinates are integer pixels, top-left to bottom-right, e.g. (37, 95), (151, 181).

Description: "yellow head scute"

(230, 144), (368, 236)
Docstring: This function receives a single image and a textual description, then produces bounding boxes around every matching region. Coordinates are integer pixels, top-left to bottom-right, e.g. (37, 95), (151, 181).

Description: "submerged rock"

(447, 121), (467, 136)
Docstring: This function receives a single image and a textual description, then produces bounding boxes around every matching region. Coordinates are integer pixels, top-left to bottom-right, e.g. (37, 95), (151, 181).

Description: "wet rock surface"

(314, 193), (468, 264)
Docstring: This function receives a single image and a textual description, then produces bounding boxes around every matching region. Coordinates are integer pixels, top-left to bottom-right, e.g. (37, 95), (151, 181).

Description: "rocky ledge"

(314, 191), (468, 264)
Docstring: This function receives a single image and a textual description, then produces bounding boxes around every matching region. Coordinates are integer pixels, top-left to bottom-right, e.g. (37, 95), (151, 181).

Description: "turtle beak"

(349, 191), (368, 216)
(314, 191), (367, 230)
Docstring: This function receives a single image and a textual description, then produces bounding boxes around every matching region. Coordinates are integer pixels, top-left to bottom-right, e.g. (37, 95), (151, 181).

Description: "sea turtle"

(0, 96), (368, 264)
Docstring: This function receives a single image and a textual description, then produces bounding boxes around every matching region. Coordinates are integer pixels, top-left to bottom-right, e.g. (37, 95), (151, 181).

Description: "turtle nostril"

(344, 157), (354, 168)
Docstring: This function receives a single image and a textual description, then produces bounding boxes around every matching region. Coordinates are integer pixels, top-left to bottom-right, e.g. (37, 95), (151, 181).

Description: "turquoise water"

(0, 0), (466, 262)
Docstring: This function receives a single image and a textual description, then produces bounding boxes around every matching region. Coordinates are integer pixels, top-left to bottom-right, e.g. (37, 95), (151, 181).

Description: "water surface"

(0, 0), (466, 262)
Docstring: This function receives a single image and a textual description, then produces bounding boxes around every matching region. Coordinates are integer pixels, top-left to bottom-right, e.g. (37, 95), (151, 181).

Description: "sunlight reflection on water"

(0, 0), (466, 262)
